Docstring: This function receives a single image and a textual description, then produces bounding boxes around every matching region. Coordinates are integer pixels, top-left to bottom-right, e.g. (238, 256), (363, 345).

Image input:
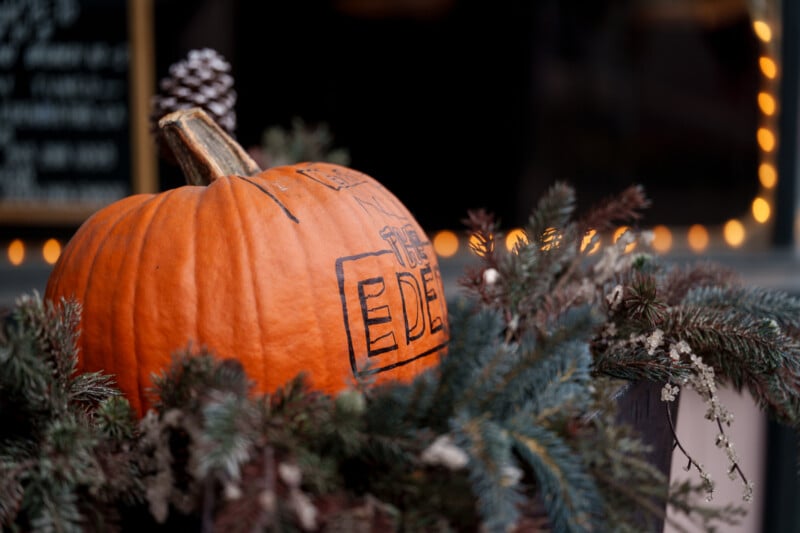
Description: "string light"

(433, 230), (459, 258)
(467, 232), (493, 257)
(687, 225), (709, 253)
(8, 239), (24, 266)
(758, 92), (776, 115)
(613, 226), (636, 253)
(759, 163), (777, 189)
(581, 229), (600, 254)
(0, 11), (782, 272)
(723, 219), (746, 248)
(752, 197), (771, 223)
(432, 5), (781, 259)
(753, 20), (772, 42)
(651, 225), (672, 254)
(751, 8), (779, 253)
(757, 128), (776, 152)
(505, 228), (528, 252)
(759, 56), (778, 79)
(540, 227), (561, 251)
(42, 239), (61, 265)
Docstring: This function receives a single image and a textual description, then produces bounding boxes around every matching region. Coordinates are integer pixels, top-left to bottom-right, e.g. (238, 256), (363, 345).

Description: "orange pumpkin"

(45, 108), (449, 416)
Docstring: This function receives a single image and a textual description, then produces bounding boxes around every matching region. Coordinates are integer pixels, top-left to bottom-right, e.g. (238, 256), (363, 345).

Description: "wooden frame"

(0, 0), (156, 226)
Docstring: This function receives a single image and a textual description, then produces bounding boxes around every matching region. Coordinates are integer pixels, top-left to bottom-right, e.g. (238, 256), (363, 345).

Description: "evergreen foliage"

(0, 294), (138, 532)
(3, 183), (800, 531)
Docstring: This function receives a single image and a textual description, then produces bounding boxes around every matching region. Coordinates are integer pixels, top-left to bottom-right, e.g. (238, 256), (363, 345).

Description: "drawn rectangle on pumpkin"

(337, 249), (446, 377)
(0, 0), (156, 226)
(295, 165), (368, 191)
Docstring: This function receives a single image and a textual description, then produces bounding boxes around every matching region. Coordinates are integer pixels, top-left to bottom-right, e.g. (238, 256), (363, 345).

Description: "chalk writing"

(295, 164), (368, 190)
(337, 247), (447, 377)
(352, 188), (409, 221)
(0, 0), (131, 210)
(380, 224), (429, 268)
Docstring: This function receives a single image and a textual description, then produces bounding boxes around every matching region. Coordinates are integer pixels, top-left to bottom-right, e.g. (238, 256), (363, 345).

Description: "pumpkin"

(45, 108), (449, 416)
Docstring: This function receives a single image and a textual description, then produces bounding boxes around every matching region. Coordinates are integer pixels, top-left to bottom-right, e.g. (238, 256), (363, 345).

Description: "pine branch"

(500, 228), (581, 328)
(151, 348), (252, 413)
(660, 262), (742, 306)
(452, 413), (523, 533)
(0, 458), (28, 525)
(664, 306), (800, 394)
(13, 293), (81, 382)
(501, 184), (583, 323)
(480, 306), (598, 421)
(509, 421), (604, 533)
(685, 286), (800, 334)
(195, 390), (260, 480)
(457, 183), (582, 328)
(0, 294), (141, 531)
(461, 208), (500, 261)
(70, 372), (121, 412)
(95, 397), (138, 443)
(423, 301), (507, 428)
(576, 184), (650, 234)
(253, 116), (351, 168)
(26, 479), (84, 533)
(525, 182), (577, 243)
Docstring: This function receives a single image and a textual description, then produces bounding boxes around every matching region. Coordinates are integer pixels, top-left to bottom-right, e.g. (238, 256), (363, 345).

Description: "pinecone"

(149, 48), (237, 164)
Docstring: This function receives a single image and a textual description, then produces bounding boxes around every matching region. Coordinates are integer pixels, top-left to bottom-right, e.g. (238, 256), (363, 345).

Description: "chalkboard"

(0, 0), (155, 226)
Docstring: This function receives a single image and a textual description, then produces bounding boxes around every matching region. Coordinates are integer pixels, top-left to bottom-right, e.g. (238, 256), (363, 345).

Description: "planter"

(616, 380), (679, 532)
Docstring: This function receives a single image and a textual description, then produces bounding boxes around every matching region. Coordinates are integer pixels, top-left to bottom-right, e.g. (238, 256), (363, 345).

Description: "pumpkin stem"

(158, 107), (262, 185)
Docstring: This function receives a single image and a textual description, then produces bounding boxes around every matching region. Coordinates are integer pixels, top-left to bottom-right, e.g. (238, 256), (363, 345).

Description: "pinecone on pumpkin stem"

(150, 48), (237, 164)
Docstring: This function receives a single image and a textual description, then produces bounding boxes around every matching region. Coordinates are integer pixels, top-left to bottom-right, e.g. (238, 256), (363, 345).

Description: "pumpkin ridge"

(336, 196), (374, 379)
(234, 175), (299, 224)
(130, 190), (176, 412)
(192, 182), (204, 365)
(294, 205), (340, 386)
(78, 197), (154, 389)
(227, 178), (268, 388)
(48, 196), (145, 307)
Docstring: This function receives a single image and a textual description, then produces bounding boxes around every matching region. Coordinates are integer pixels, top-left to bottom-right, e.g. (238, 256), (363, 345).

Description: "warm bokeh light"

(433, 230), (459, 258)
(760, 56), (778, 79)
(580, 229), (600, 255)
(687, 224), (709, 253)
(651, 225), (672, 254)
(753, 20), (772, 42)
(42, 238), (61, 265)
(723, 219), (746, 248)
(613, 226), (636, 253)
(757, 128), (776, 152)
(752, 197), (771, 223)
(468, 232), (493, 257)
(505, 228), (528, 252)
(540, 227), (561, 251)
(8, 239), (24, 266)
(759, 162), (777, 189)
(758, 92), (776, 115)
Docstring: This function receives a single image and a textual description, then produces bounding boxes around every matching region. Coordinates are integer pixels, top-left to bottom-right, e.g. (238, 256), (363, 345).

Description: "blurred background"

(1, 0), (799, 531)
